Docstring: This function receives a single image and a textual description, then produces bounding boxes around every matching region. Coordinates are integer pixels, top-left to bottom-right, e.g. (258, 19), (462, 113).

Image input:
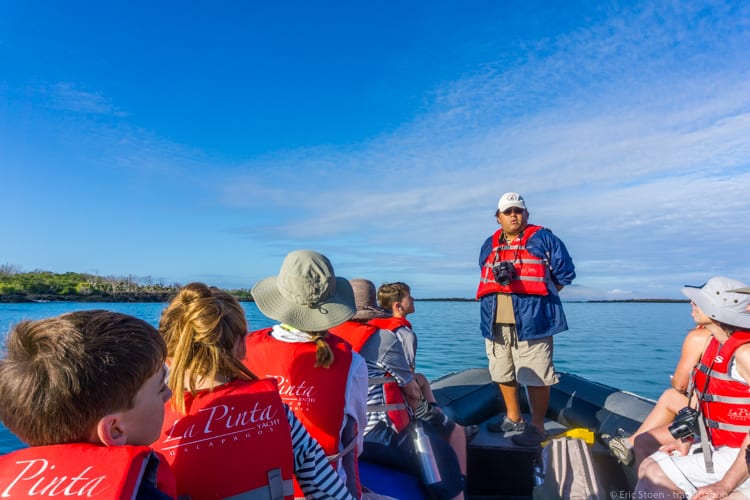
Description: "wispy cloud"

(5, 0), (749, 297)
(39, 82), (128, 117)
(212, 1), (750, 296)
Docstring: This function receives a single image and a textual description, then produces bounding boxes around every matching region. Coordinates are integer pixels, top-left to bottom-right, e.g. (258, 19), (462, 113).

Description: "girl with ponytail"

(245, 250), (370, 499)
(153, 282), (355, 500)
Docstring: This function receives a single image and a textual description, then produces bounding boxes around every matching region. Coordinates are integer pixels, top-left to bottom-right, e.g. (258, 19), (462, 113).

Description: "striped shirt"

(358, 329), (414, 435)
(286, 405), (355, 500)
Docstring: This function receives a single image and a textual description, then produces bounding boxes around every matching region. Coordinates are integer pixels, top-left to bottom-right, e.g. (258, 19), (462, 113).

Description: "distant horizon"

(0, 265), (700, 302)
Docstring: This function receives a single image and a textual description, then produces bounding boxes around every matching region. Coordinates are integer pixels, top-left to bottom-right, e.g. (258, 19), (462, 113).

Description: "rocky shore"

(0, 292), (176, 303)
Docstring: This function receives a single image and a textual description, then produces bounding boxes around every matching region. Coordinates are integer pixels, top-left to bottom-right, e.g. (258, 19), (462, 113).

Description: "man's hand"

(693, 480), (732, 499)
(403, 380), (422, 410)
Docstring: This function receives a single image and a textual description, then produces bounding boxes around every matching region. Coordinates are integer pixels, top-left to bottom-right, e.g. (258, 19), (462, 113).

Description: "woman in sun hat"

(636, 276), (750, 499)
(244, 250), (370, 500)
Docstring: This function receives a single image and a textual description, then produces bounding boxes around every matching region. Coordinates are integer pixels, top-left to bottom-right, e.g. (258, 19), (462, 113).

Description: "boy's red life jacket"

(0, 442), (176, 499)
(156, 378), (294, 500)
(329, 321), (411, 434)
(476, 224), (550, 298)
(244, 328), (354, 498)
(693, 331), (750, 447)
(369, 316), (412, 332)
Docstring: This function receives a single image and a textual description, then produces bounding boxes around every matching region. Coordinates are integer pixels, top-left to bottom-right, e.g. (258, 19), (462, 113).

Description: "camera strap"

(698, 417), (714, 473)
(695, 356), (716, 473)
(494, 231), (522, 263)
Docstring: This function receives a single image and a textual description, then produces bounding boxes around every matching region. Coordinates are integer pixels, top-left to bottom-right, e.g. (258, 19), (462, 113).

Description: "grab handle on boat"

(542, 427), (595, 447)
(411, 420), (442, 485)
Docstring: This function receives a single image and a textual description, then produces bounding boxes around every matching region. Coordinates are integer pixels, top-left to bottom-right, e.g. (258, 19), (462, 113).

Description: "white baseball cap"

(497, 192), (526, 212)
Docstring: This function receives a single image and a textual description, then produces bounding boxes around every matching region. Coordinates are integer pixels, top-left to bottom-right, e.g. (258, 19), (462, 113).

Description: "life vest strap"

(327, 431), (359, 463)
(705, 418), (750, 433)
(368, 376), (391, 385)
(479, 275), (548, 285)
(700, 393), (750, 404)
(367, 403), (407, 413)
(485, 251), (545, 265)
(706, 372), (736, 382)
(518, 275), (546, 282)
(223, 468), (293, 500)
(696, 363), (714, 375)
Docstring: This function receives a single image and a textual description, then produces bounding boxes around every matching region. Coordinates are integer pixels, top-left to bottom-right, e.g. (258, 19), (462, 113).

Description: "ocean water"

(0, 300), (694, 454)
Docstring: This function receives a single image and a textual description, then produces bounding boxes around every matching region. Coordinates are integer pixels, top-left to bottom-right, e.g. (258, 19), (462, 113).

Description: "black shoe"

(465, 425), (480, 442)
(511, 426), (547, 447)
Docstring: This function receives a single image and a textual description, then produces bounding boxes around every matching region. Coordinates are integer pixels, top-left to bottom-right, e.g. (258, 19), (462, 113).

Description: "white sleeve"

(729, 358), (748, 383)
(345, 351), (369, 455)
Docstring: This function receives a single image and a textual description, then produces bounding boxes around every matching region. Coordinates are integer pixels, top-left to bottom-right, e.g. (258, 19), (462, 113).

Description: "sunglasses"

(501, 207), (525, 216)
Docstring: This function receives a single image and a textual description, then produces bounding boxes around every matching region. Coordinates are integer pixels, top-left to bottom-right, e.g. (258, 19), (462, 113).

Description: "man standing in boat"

(476, 192), (575, 447)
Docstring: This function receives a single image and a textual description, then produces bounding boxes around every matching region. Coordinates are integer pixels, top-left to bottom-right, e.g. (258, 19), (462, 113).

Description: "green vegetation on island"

(0, 264), (688, 304)
(0, 264), (253, 303)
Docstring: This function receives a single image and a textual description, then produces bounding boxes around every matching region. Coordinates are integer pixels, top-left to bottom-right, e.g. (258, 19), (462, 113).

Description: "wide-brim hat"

(251, 250), (355, 331)
(682, 276), (750, 329)
(350, 278), (391, 321)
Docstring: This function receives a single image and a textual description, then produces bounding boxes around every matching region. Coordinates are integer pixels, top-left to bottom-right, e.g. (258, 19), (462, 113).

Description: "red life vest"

(244, 327), (354, 498)
(329, 321), (411, 434)
(155, 378), (294, 500)
(0, 443), (176, 499)
(476, 224), (550, 298)
(369, 316), (413, 332)
(693, 331), (750, 448)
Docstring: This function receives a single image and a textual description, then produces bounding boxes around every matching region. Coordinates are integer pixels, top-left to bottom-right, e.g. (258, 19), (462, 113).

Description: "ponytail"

(159, 282), (257, 414)
(309, 331), (334, 368)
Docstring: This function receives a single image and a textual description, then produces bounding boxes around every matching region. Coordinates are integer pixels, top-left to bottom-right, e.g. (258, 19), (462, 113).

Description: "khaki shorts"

(485, 324), (559, 386)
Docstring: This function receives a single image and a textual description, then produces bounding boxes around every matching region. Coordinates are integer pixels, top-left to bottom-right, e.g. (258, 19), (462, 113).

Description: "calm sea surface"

(0, 300), (694, 454)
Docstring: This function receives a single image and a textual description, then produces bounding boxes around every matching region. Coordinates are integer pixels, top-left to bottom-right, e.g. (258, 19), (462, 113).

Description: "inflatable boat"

(359, 367), (656, 499)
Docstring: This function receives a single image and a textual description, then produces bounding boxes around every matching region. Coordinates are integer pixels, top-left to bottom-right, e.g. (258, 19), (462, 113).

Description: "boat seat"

(358, 460), (427, 499)
(550, 372), (655, 441)
(431, 368), (501, 425)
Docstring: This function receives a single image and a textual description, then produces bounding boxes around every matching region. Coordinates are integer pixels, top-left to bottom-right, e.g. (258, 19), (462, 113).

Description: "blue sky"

(1, 1), (749, 299)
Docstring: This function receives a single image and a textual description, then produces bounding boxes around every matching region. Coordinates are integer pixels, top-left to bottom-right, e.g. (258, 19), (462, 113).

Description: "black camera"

(668, 406), (700, 440)
(492, 261), (516, 286)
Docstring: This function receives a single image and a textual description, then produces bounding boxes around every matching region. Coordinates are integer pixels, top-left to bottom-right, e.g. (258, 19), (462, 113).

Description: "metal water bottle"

(411, 420), (442, 485)
(532, 459), (544, 487)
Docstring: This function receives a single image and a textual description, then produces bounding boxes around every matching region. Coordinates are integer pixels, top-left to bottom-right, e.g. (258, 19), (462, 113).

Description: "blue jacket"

(478, 226), (575, 341)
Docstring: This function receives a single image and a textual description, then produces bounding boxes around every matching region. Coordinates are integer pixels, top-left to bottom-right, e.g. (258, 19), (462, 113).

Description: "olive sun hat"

(251, 250), (355, 331)
(349, 278), (391, 321)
